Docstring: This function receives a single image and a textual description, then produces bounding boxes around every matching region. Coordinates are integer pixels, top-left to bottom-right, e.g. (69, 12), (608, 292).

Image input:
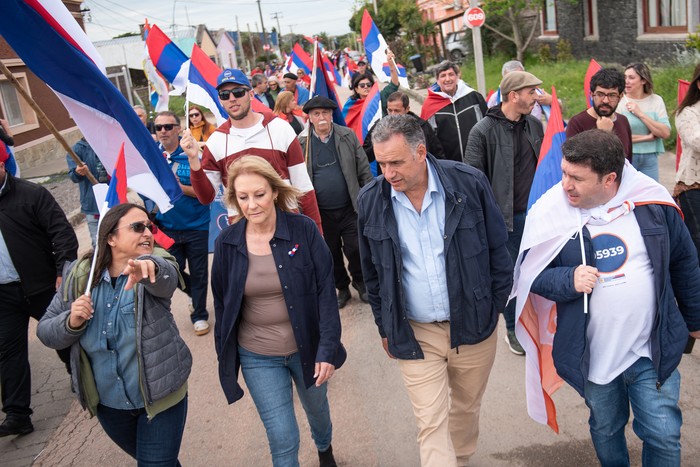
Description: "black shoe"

(0, 417), (34, 437)
(337, 288), (351, 309)
(318, 444), (337, 467)
(352, 281), (369, 303)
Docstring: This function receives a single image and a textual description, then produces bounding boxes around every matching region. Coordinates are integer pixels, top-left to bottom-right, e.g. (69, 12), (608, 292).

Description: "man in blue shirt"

(153, 111), (211, 336)
(358, 115), (512, 466)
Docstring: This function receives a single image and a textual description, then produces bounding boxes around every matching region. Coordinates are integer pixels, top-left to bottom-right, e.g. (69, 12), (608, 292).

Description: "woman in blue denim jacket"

(212, 156), (346, 467)
(37, 203), (191, 466)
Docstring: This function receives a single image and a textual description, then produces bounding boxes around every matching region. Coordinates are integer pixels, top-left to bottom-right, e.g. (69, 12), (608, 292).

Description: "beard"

(229, 99), (251, 121)
(593, 102), (616, 117)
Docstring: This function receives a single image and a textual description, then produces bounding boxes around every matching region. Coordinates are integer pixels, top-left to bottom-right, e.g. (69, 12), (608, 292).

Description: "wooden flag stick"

(0, 60), (98, 185)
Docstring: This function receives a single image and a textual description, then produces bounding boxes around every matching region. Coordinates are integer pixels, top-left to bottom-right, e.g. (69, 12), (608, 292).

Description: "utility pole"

(247, 22), (257, 65)
(235, 16), (244, 69)
(271, 11), (283, 50)
(256, 0), (268, 47)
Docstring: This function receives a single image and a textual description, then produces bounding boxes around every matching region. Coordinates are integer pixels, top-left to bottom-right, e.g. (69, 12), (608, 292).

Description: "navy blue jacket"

(211, 209), (346, 404)
(357, 155), (512, 359)
(531, 204), (700, 396)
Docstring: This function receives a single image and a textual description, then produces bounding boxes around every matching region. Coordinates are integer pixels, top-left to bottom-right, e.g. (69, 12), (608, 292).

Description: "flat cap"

(302, 96), (338, 113)
(500, 71), (542, 95)
(283, 72), (298, 80)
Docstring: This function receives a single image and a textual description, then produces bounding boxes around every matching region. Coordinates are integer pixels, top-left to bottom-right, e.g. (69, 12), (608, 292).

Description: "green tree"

(481, 0), (544, 62)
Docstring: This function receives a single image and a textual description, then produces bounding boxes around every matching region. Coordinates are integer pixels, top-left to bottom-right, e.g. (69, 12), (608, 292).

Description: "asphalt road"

(2, 88), (698, 467)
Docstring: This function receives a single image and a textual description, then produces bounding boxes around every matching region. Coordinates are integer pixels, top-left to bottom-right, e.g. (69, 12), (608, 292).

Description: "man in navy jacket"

(527, 130), (700, 466)
(358, 115), (511, 466)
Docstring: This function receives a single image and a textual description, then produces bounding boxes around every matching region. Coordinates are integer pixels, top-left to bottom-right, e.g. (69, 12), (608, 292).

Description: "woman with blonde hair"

(273, 91), (305, 135)
(187, 104), (217, 144)
(212, 155), (345, 467)
(618, 63), (671, 181)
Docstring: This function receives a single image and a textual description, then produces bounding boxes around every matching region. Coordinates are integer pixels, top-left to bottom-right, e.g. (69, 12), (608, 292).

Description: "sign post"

(464, 4), (486, 97)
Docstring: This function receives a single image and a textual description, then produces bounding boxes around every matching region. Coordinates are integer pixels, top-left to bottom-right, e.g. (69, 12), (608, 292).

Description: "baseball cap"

(217, 68), (251, 89)
(500, 71), (542, 95)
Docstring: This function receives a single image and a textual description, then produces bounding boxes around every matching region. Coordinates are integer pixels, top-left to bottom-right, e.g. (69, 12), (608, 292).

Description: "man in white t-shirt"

(526, 129), (700, 465)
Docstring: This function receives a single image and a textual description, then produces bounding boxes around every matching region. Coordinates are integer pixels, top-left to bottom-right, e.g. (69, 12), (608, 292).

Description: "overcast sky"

(83, 0), (358, 42)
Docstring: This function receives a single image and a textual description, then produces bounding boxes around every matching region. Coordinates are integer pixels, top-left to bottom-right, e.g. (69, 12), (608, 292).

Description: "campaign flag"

(342, 83), (381, 174)
(146, 23), (190, 95)
(188, 44), (228, 125)
(0, 0), (182, 213)
(143, 20), (169, 112)
(528, 87), (566, 210)
(285, 51), (298, 73)
(322, 54), (342, 86)
(361, 10), (409, 88)
(584, 59), (602, 108)
(676, 79), (690, 170)
(0, 143), (20, 177)
(103, 143), (129, 207)
(421, 83), (452, 120)
(311, 44), (345, 126)
(292, 43), (312, 74)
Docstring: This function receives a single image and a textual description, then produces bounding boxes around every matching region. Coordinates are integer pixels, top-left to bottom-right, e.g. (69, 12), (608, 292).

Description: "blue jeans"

(632, 153), (659, 181)
(504, 212), (526, 331)
(583, 357), (682, 467)
(163, 229), (210, 323)
(238, 346), (333, 467)
(96, 395), (188, 466)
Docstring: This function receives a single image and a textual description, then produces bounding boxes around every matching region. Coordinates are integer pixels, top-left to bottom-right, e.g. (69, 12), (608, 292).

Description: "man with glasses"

(182, 68), (322, 232)
(566, 68), (633, 160)
(298, 96), (373, 308)
(153, 111), (211, 336)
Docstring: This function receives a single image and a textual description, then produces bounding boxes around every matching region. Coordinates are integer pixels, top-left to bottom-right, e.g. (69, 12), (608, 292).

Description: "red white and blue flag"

(342, 83), (381, 144)
(0, 0), (182, 213)
(527, 87), (566, 210)
(0, 143), (20, 177)
(143, 20), (169, 112)
(104, 143), (128, 208)
(188, 44), (228, 125)
(584, 59), (602, 108)
(286, 43), (312, 75)
(146, 23), (190, 95)
(361, 10), (409, 88)
(310, 43), (345, 126)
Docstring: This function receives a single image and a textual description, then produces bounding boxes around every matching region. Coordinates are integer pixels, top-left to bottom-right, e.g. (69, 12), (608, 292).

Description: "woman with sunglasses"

(212, 156), (345, 467)
(187, 104), (217, 146)
(268, 76), (281, 101)
(618, 63), (671, 181)
(273, 91), (305, 135)
(341, 49), (400, 142)
(37, 203), (192, 466)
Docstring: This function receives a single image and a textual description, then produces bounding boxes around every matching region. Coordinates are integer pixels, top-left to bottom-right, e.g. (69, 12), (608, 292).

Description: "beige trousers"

(397, 321), (497, 467)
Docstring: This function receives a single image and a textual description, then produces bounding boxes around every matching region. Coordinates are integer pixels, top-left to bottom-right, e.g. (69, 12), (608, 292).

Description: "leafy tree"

(113, 31), (139, 39)
(481, 0), (544, 62)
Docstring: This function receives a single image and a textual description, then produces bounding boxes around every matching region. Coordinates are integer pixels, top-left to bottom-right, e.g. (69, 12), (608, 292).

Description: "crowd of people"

(0, 52), (699, 467)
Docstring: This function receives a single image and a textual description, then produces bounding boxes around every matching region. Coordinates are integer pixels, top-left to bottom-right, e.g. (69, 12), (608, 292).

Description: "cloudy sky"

(83, 0), (359, 42)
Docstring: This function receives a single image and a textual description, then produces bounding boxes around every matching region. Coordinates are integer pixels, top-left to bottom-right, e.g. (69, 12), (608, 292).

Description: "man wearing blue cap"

(182, 68), (322, 232)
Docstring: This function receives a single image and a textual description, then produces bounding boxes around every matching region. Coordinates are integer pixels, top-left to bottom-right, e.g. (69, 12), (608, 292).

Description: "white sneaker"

(193, 320), (210, 336)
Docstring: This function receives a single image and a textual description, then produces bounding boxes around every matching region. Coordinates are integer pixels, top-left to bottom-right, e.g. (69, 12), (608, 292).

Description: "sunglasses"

(356, 82), (372, 89)
(218, 88), (249, 100)
(113, 221), (158, 234)
(189, 112), (201, 118)
(154, 123), (178, 131)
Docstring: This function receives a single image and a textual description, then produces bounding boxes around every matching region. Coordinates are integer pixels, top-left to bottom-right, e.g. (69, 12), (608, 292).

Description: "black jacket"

(357, 155), (512, 359)
(363, 112), (445, 166)
(464, 105), (544, 230)
(427, 87), (487, 162)
(0, 174), (78, 296)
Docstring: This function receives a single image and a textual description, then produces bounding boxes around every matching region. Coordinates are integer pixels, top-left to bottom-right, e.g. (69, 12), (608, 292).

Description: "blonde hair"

(274, 91), (295, 114)
(225, 155), (302, 222)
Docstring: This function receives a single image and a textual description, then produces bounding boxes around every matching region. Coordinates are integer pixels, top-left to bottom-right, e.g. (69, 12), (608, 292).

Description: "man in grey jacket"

(465, 71), (544, 355)
(299, 96), (373, 308)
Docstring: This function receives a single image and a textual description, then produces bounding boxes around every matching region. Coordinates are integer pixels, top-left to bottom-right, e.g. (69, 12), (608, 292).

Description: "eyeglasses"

(593, 91), (620, 101)
(189, 112), (201, 118)
(218, 88), (249, 100)
(356, 82), (372, 89)
(154, 123), (178, 132)
(113, 221), (158, 234)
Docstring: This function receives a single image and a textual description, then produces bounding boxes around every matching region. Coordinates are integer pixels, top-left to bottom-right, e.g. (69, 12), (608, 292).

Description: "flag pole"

(0, 61), (98, 185)
(309, 40), (318, 100)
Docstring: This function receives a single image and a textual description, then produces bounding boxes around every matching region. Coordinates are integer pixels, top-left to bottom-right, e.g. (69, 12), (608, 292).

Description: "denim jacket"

(357, 154), (512, 360)
(212, 209), (346, 404)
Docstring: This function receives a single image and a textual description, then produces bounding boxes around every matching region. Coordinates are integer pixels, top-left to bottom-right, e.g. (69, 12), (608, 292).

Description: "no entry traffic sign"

(464, 7), (486, 29)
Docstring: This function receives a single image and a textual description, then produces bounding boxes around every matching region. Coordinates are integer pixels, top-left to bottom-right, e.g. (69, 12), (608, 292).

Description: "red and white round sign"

(463, 7), (486, 29)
